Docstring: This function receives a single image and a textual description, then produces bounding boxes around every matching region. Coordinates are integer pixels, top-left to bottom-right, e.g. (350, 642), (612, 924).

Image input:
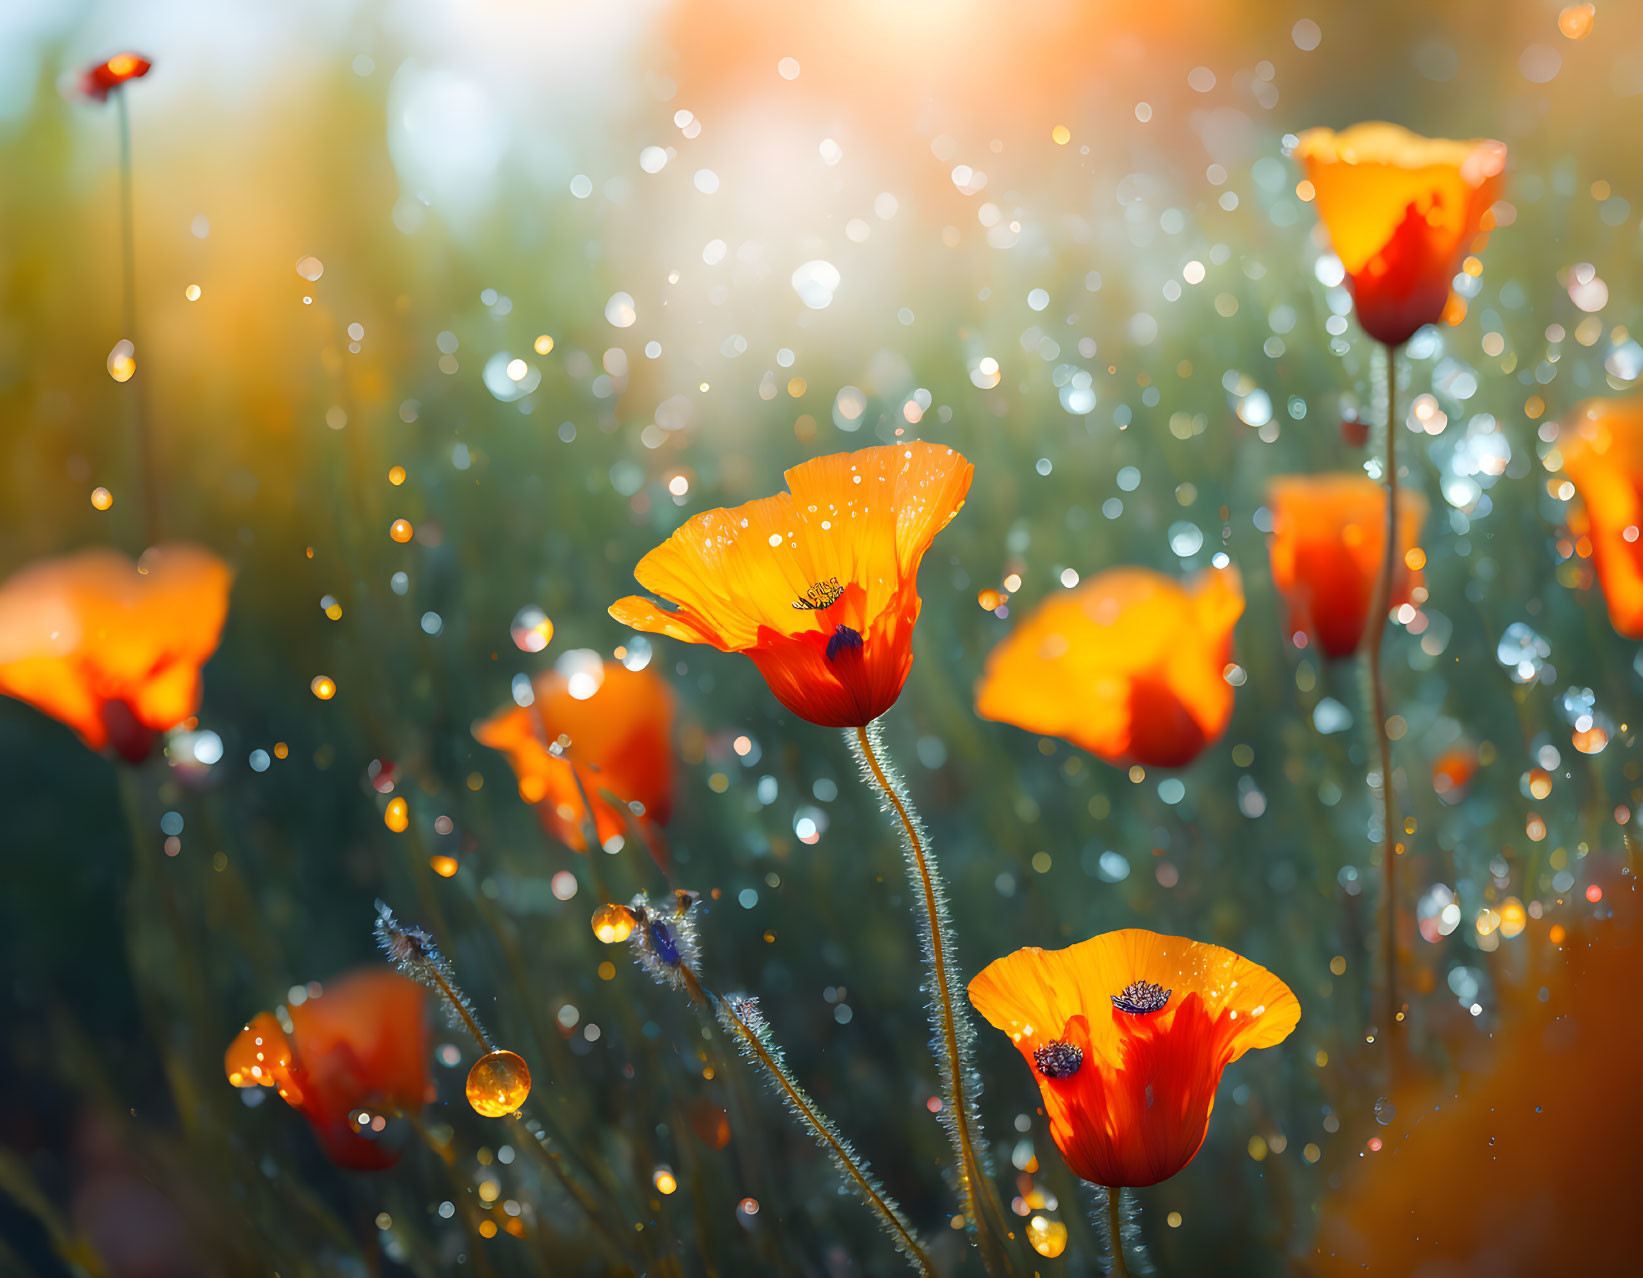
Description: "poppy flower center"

(793, 577), (844, 611)
(1031, 1039), (1084, 1078)
(1111, 980), (1172, 1015)
(825, 624), (863, 662)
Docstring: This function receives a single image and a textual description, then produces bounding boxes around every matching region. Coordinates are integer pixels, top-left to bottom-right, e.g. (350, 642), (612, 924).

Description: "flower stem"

(1368, 343), (1404, 1075)
(852, 724), (1012, 1276)
(664, 951), (931, 1272)
(718, 988), (934, 1274)
(1107, 1187), (1129, 1278)
(114, 88), (157, 548)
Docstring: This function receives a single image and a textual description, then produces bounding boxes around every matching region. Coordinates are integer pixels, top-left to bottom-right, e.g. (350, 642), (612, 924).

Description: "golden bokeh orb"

(1027, 1215), (1068, 1258)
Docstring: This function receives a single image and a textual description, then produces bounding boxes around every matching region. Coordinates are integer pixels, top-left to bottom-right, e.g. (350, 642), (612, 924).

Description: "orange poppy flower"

(225, 969), (430, 1170)
(1267, 475), (1427, 659)
(0, 544), (233, 762)
(974, 566), (1242, 769)
(1559, 399), (1643, 637)
(473, 658), (675, 863)
(969, 929), (1299, 1188)
(80, 53), (152, 102)
(610, 442), (973, 728)
(1295, 123), (1506, 347)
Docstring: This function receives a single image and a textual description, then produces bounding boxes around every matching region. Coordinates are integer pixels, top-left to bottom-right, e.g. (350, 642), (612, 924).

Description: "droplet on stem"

(466, 1049), (531, 1117)
(591, 902), (637, 944)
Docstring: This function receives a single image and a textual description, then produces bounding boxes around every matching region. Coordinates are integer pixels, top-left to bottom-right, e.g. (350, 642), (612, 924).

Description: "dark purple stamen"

(825, 624), (863, 662)
(1032, 1040), (1084, 1078)
(1111, 980), (1172, 1015)
(649, 918), (681, 966)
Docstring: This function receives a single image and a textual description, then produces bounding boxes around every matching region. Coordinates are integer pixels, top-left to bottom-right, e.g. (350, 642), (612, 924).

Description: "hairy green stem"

(852, 724), (1013, 1275)
(706, 980), (934, 1275)
(1108, 1188), (1129, 1278)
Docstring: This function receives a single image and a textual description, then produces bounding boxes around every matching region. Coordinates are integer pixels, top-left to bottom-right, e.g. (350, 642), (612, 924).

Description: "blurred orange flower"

(0, 544), (232, 762)
(1431, 742), (1479, 805)
(1312, 882), (1640, 1275)
(970, 929), (1299, 1188)
(80, 52), (152, 102)
(1296, 123), (1505, 347)
(1559, 399), (1643, 637)
(473, 659), (675, 863)
(974, 567), (1242, 769)
(610, 443), (972, 727)
(1267, 475), (1426, 659)
(225, 969), (430, 1170)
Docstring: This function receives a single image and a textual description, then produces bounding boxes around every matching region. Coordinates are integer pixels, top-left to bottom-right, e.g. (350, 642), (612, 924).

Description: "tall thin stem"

(375, 905), (634, 1262)
(1366, 344), (1403, 1070)
(1107, 1187), (1129, 1278)
(114, 89), (157, 547)
(425, 963), (492, 1053)
(852, 724), (1012, 1276)
(660, 948), (931, 1273)
(719, 989), (934, 1274)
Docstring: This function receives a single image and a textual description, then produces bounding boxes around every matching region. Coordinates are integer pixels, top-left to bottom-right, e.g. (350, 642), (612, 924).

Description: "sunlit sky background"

(3, 1), (1639, 558)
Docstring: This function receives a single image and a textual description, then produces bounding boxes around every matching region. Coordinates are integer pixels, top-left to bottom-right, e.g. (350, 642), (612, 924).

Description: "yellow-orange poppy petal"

(610, 442), (972, 727)
(969, 929), (1299, 1069)
(1560, 399), (1643, 637)
(783, 444), (975, 595)
(608, 593), (729, 648)
(628, 495), (810, 650)
(1296, 123), (1505, 347)
(975, 566), (1242, 769)
(1156, 566), (1244, 749)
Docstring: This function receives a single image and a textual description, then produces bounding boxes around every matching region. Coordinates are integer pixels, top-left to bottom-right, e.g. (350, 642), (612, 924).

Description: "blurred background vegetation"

(2, 1), (1640, 1273)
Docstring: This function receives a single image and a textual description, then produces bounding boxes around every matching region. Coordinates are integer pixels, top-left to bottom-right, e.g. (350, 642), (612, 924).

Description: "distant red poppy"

(611, 443), (973, 728)
(80, 53), (152, 102)
(1267, 475), (1427, 659)
(473, 659), (675, 865)
(1431, 743), (1478, 804)
(1296, 123), (1505, 347)
(970, 929), (1299, 1188)
(975, 567), (1243, 769)
(0, 544), (232, 762)
(225, 969), (430, 1170)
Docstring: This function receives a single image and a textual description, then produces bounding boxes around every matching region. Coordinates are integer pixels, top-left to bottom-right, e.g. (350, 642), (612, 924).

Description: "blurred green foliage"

(2, 2), (1641, 1273)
